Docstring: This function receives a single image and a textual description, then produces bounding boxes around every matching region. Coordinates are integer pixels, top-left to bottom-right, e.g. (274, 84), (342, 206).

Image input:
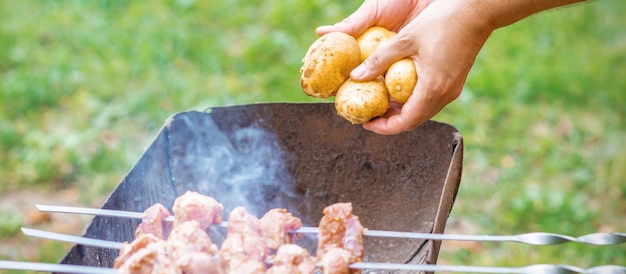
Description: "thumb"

(316, 1), (374, 37)
(350, 35), (410, 81)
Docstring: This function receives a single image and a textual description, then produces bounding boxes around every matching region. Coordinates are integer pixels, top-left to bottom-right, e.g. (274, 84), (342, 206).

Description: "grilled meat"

(114, 234), (172, 274)
(229, 260), (267, 274)
(173, 191), (224, 230)
(267, 244), (316, 274)
(134, 203), (172, 239)
(316, 202), (364, 274)
(166, 220), (218, 258)
(320, 247), (352, 274)
(219, 207), (269, 273)
(175, 252), (222, 274)
(115, 191), (368, 274)
(116, 192), (225, 274)
(114, 233), (163, 269)
(260, 208), (303, 251)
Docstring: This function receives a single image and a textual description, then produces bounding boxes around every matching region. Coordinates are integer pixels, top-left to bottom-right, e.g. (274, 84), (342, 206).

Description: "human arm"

(317, 0), (586, 135)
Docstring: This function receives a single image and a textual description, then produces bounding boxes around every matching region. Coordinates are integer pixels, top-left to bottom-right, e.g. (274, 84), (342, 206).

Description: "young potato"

(356, 26), (396, 62)
(300, 32), (361, 98)
(335, 77), (390, 124)
(385, 58), (417, 104)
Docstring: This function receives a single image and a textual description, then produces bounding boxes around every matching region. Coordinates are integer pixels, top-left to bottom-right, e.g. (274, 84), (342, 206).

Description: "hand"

(316, 0), (433, 37)
(318, 0), (585, 135)
(317, 0), (493, 135)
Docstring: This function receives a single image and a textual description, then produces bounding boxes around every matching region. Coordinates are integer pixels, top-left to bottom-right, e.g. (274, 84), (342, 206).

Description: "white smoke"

(171, 113), (298, 217)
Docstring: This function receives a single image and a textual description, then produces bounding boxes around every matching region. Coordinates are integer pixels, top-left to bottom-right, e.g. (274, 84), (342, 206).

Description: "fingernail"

(315, 26), (331, 35)
(351, 63), (366, 79)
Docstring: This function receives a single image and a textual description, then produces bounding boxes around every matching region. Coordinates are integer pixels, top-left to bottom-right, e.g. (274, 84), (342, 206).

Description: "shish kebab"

(36, 204), (626, 246)
(14, 228), (626, 274)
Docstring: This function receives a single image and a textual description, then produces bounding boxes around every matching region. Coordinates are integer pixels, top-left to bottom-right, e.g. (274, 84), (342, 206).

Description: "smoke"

(170, 113), (299, 217)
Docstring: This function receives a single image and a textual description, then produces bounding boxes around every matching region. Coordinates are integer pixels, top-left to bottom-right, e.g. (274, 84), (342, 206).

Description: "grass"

(434, 0), (626, 266)
(1, 0), (625, 270)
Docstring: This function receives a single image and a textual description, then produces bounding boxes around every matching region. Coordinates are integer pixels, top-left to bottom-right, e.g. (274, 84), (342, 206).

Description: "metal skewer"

(15, 228), (626, 274)
(4, 260), (626, 274)
(0, 260), (117, 274)
(37, 204), (626, 246)
(21, 227), (122, 249)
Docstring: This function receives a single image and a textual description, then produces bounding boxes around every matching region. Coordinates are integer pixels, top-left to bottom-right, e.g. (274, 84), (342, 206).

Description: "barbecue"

(51, 102), (463, 271)
(2, 103), (625, 273)
(12, 205), (626, 273)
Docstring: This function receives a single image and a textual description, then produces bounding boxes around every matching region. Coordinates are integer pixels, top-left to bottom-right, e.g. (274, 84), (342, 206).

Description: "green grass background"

(1, 0), (625, 269)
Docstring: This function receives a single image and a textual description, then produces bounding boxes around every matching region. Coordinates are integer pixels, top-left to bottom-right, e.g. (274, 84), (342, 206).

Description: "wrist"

(466, 0), (587, 30)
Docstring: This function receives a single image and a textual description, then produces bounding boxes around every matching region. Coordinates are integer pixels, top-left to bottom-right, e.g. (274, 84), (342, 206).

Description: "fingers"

(363, 70), (464, 135)
(363, 85), (433, 135)
(316, 0), (420, 82)
(363, 72), (451, 135)
(316, 0), (374, 37)
(351, 31), (417, 81)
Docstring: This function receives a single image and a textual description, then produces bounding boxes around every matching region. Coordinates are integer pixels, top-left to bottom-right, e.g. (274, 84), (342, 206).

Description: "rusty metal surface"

(59, 102), (463, 271)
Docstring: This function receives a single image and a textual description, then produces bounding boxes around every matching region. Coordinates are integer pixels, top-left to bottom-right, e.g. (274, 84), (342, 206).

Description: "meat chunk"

(173, 191), (224, 230)
(116, 221), (224, 274)
(229, 261), (267, 274)
(267, 244), (316, 274)
(166, 220), (218, 258)
(116, 196), (369, 274)
(175, 252), (222, 274)
(342, 216), (364, 259)
(320, 247), (352, 274)
(260, 208), (303, 251)
(134, 203), (172, 239)
(219, 207), (269, 273)
(316, 203), (364, 274)
(225, 206), (264, 235)
(114, 233), (163, 269)
(114, 234), (172, 274)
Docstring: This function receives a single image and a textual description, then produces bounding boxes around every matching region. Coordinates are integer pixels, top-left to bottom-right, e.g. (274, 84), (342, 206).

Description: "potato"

(356, 26), (396, 61)
(300, 32), (361, 98)
(384, 58), (417, 103)
(335, 77), (390, 124)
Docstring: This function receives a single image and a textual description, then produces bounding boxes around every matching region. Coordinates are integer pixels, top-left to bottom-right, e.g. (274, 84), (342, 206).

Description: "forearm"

(466, 0), (587, 30)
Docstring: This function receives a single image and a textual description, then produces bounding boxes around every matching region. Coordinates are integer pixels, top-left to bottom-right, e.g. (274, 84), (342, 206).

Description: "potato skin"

(356, 26), (396, 61)
(385, 58), (417, 104)
(300, 32), (361, 98)
(335, 77), (390, 124)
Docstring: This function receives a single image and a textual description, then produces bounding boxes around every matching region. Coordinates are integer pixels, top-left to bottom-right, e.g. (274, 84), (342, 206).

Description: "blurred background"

(1, 0), (624, 271)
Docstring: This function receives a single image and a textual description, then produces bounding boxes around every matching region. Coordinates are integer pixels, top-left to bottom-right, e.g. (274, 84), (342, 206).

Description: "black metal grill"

(59, 102), (463, 272)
